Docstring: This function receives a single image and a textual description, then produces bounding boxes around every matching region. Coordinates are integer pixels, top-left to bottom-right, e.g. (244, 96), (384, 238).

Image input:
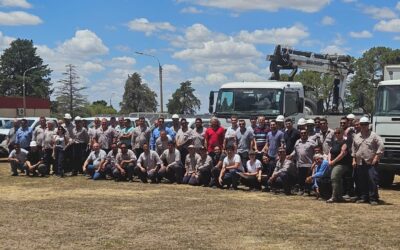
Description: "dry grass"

(1, 162), (400, 250)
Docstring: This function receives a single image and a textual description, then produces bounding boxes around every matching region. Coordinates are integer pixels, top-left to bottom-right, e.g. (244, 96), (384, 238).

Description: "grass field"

(1, 162), (400, 250)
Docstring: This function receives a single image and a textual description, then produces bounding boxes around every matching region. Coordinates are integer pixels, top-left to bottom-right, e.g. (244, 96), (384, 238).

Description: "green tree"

(85, 100), (117, 116)
(120, 73), (158, 113)
(0, 39), (52, 98)
(347, 47), (400, 113)
(54, 64), (88, 117)
(167, 81), (201, 115)
(294, 70), (334, 112)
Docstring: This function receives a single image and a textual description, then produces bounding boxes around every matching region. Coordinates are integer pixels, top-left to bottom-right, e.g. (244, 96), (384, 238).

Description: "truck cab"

(373, 79), (400, 186)
(209, 81), (304, 126)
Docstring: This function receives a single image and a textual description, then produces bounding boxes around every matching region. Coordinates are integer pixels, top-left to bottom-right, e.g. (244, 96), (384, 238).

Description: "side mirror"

(209, 91), (215, 114)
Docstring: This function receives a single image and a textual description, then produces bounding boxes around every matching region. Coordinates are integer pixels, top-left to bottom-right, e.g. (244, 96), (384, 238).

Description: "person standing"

(352, 117), (384, 205)
(264, 120), (284, 162)
(236, 119), (254, 171)
(53, 126), (68, 177)
(283, 118), (300, 155)
(15, 119), (32, 151)
(223, 115), (239, 149)
(204, 117), (225, 155)
(192, 118), (206, 151)
(119, 118), (134, 148)
(131, 117), (151, 158)
(32, 116), (47, 152)
(253, 116), (270, 159)
(71, 116), (89, 175)
(176, 118), (193, 165)
(150, 117), (175, 151)
(6, 118), (20, 153)
(42, 120), (56, 174)
(95, 118), (117, 153)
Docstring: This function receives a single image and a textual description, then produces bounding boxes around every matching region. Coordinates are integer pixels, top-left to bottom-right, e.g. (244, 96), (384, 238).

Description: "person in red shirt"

(204, 117), (225, 156)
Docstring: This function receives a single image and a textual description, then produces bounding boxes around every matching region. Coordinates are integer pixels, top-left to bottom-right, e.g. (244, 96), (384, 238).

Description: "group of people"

(6, 112), (384, 205)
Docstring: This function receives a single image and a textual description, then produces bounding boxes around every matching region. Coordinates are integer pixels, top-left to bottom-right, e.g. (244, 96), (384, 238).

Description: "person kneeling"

(239, 150), (261, 191)
(159, 141), (183, 184)
(134, 143), (162, 183)
(83, 143), (107, 179)
(306, 154), (331, 199)
(218, 145), (243, 190)
(268, 148), (296, 195)
(26, 141), (47, 177)
(113, 143), (136, 182)
(182, 145), (201, 185)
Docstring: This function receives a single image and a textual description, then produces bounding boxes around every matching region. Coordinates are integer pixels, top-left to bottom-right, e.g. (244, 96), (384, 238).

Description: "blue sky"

(0, 0), (399, 113)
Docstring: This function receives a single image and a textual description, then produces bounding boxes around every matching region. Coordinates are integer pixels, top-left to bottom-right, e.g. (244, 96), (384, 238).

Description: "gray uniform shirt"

(160, 149), (181, 167)
(273, 159), (297, 177)
(155, 136), (170, 156)
(236, 128), (254, 153)
(116, 149), (136, 164)
(131, 126), (151, 149)
(43, 128), (56, 149)
(320, 128), (334, 155)
(352, 131), (384, 165)
(95, 127), (116, 150)
(138, 150), (162, 170)
(73, 127), (89, 144)
(33, 126), (46, 147)
(64, 122), (75, 139)
(9, 149), (28, 163)
(7, 127), (17, 146)
(185, 153), (201, 173)
(176, 128), (193, 149)
(86, 149), (107, 167)
(192, 127), (205, 149)
(291, 138), (317, 168)
(198, 154), (213, 171)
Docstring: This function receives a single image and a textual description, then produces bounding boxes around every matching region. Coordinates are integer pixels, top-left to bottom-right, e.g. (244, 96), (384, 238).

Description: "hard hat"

(306, 119), (315, 125)
(297, 118), (306, 126)
(360, 116), (370, 123)
(29, 141), (37, 147)
(172, 114), (179, 119)
(347, 114), (355, 119)
(276, 115), (285, 122)
(74, 116), (82, 121)
(64, 113), (72, 119)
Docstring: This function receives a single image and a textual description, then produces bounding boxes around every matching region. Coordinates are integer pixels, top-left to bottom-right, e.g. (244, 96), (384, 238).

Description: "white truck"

(373, 65), (400, 186)
(209, 81), (305, 126)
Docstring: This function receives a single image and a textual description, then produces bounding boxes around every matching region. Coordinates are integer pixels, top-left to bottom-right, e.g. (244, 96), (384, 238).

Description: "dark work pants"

(134, 166), (160, 183)
(43, 148), (54, 174)
(221, 171), (240, 188)
(354, 164), (379, 202)
(298, 167), (311, 192)
(240, 175), (260, 189)
(179, 147), (188, 166)
(210, 166), (222, 187)
(343, 164), (355, 196)
(72, 143), (87, 174)
(54, 147), (64, 176)
(198, 168), (211, 186)
(159, 165), (183, 184)
(113, 163), (134, 181)
(269, 172), (294, 194)
(238, 152), (249, 172)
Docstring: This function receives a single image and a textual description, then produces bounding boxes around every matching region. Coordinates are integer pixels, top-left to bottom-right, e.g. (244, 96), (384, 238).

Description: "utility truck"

(373, 65), (400, 186)
(209, 81), (304, 126)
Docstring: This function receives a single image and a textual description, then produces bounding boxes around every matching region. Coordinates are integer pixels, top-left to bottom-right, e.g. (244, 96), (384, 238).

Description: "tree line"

(1, 38), (399, 116)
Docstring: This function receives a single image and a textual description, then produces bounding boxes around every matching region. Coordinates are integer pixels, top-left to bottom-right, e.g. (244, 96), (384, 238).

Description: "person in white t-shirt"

(239, 150), (262, 190)
(218, 145), (243, 190)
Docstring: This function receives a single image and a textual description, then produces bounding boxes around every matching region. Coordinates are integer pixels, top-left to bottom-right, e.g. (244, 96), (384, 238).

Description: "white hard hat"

(306, 119), (315, 125)
(74, 116), (82, 121)
(276, 115), (285, 122)
(172, 114), (179, 119)
(297, 118), (306, 126)
(360, 116), (370, 123)
(64, 113), (72, 119)
(29, 141), (37, 147)
(347, 113), (355, 119)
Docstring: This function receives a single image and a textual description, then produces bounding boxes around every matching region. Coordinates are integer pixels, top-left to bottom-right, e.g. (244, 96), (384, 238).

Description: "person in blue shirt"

(150, 117), (175, 151)
(15, 119), (33, 150)
(306, 154), (331, 199)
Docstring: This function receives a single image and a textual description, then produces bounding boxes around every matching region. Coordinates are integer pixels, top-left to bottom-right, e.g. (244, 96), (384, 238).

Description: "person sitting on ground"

(218, 145), (243, 190)
(258, 154), (274, 192)
(159, 140), (183, 184)
(99, 142), (120, 180)
(239, 150), (262, 191)
(182, 145), (201, 185)
(135, 142), (162, 183)
(25, 141), (46, 177)
(268, 148), (297, 195)
(83, 143), (107, 179)
(306, 154), (331, 199)
(8, 143), (28, 176)
(209, 145), (226, 188)
(113, 143), (136, 182)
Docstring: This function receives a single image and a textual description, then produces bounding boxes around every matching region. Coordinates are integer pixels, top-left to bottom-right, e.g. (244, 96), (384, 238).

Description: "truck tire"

(378, 170), (395, 188)
(304, 98), (317, 116)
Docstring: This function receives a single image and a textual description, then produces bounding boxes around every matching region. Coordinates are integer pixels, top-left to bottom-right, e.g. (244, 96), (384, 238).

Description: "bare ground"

(0, 163), (400, 250)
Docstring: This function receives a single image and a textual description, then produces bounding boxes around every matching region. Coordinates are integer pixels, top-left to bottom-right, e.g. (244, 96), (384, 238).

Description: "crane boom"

(267, 45), (354, 113)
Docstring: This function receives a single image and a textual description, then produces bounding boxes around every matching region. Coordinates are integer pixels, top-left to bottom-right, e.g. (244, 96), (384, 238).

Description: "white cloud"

(0, 11), (41, 25)
(0, 0), (31, 8)
(82, 62), (105, 74)
(111, 56), (136, 67)
(363, 6), (397, 20)
(127, 18), (176, 36)
(321, 16), (335, 26)
(342, 0), (357, 3)
(349, 30), (372, 38)
(234, 72), (265, 82)
(180, 0), (331, 13)
(0, 31), (14, 50)
(58, 29), (109, 58)
(394, 36), (400, 41)
(206, 73), (227, 84)
(236, 25), (309, 46)
(374, 19), (400, 32)
(181, 6), (203, 14)
(321, 45), (349, 55)
(397, 2), (400, 11)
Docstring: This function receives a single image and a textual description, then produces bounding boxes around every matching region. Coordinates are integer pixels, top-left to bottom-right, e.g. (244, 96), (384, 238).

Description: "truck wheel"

(378, 170), (395, 188)
(304, 99), (317, 116)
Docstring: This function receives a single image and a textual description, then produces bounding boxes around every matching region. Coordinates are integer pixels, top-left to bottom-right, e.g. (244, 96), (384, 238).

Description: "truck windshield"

(375, 85), (400, 116)
(215, 88), (283, 115)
